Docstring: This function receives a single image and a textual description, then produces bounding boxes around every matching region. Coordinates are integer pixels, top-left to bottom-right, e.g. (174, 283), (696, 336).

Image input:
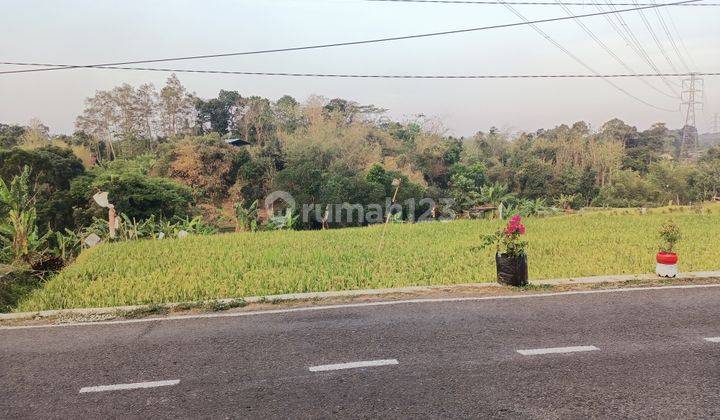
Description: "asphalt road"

(2, 285), (720, 419)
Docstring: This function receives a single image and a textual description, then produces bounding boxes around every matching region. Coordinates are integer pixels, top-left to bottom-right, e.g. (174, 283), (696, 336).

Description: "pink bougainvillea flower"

(504, 214), (526, 236)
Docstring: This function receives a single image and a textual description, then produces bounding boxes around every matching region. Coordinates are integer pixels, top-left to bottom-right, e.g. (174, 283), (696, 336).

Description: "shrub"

(81, 213), (217, 242)
(658, 220), (681, 253)
(70, 168), (194, 225)
(0, 267), (44, 312)
(593, 170), (660, 207)
(481, 214), (528, 257)
(158, 135), (250, 203)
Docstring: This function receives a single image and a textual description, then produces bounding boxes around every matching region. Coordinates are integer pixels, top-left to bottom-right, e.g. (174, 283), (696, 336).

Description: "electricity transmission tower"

(713, 113), (719, 133)
(680, 73), (703, 158)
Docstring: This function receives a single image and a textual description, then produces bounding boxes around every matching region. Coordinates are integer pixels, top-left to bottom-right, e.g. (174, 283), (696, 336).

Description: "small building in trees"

(225, 138), (251, 147)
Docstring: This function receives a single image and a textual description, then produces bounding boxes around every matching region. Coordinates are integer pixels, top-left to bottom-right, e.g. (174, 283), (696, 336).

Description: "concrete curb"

(3, 270), (720, 322)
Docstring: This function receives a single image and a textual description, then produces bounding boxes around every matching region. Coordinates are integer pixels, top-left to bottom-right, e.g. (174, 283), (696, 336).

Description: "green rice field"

(17, 206), (720, 311)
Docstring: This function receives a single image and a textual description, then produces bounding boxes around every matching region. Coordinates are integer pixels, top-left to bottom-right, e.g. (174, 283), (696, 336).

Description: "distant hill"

(700, 132), (720, 148)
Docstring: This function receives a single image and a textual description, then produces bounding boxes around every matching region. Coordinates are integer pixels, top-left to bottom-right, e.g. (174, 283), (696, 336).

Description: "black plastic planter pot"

(495, 253), (529, 286)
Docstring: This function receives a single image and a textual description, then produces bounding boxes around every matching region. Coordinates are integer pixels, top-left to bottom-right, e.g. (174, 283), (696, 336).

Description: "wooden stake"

(108, 207), (116, 239)
(377, 179), (402, 253)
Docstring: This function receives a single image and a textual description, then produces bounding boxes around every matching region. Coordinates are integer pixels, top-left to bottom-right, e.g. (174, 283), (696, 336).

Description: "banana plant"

(234, 200), (259, 232)
(0, 166), (51, 266)
(52, 229), (81, 263)
(480, 182), (514, 219)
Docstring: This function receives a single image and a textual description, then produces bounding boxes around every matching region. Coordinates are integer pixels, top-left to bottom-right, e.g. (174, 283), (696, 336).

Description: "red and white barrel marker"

(656, 252), (678, 278)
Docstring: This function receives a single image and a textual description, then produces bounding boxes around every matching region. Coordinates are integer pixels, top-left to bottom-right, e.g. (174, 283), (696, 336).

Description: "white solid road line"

(79, 379), (180, 393)
(517, 345), (600, 356)
(309, 359), (399, 372)
(704, 337), (720, 343)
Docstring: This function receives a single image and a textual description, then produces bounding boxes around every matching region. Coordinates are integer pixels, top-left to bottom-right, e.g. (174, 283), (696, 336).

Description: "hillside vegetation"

(3, 76), (720, 311)
(18, 207), (720, 311)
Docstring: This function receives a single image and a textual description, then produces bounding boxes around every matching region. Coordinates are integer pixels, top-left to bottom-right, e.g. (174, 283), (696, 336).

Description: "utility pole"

(680, 73), (703, 158)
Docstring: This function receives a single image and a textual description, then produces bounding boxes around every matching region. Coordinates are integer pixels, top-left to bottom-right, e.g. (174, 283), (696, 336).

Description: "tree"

(0, 124), (25, 148)
(17, 118), (51, 149)
(134, 83), (159, 139)
(448, 163), (486, 211)
(319, 174), (385, 227)
(600, 118), (638, 146)
(514, 158), (554, 199)
(647, 161), (706, 204)
(74, 78), (197, 156)
(623, 123), (669, 173)
(273, 145), (330, 207)
(588, 137), (624, 187)
(112, 83), (142, 138)
(0, 146), (85, 232)
(554, 167), (598, 206)
(273, 95), (303, 134)
(449, 173), (478, 211)
(76, 89), (115, 160)
(323, 98), (385, 124)
(232, 96), (274, 144)
(195, 90), (241, 135)
(75, 88), (123, 160)
(159, 74), (195, 138)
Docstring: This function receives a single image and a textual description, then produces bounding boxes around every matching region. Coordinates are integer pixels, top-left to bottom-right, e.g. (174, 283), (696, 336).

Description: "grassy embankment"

(17, 206), (720, 311)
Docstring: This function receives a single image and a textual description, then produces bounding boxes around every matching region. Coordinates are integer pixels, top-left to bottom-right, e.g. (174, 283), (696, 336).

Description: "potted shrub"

(656, 220), (681, 278)
(481, 214), (529, 286)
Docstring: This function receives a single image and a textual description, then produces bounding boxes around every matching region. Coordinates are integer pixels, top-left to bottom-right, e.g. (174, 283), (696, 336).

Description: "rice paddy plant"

(16, 206), (720, 311)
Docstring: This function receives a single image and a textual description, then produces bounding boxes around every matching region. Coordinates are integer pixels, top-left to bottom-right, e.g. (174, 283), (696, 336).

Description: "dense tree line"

(2, 74), (720, 239)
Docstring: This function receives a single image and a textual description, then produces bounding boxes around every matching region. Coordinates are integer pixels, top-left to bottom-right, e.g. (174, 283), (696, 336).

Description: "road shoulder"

(2, 271), (719, 328)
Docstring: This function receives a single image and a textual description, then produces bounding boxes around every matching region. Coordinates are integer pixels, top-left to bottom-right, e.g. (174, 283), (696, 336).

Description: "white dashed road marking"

(704, 337), (720, 343)
(309, 359), (399, 372)
(517, 345), (600, 356)
(79, 380), (180, 393)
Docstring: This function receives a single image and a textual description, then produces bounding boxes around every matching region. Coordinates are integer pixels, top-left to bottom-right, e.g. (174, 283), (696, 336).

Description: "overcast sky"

(1, 0), (717, 136)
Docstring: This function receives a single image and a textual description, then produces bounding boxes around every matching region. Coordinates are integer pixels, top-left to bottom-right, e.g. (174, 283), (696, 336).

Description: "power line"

(650, 0), (691, 72)
(603, 0), (680, 93)
(662, 3), (699, 71)
(632, 0), (679, 73)
(0, 0), (703, 76)
(554, 0), (677, 98)
(593, 2), (676, 97)
(365, 0), (719, 5)
(498, 0), (677, 111)
(0, 63), (715, 78)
